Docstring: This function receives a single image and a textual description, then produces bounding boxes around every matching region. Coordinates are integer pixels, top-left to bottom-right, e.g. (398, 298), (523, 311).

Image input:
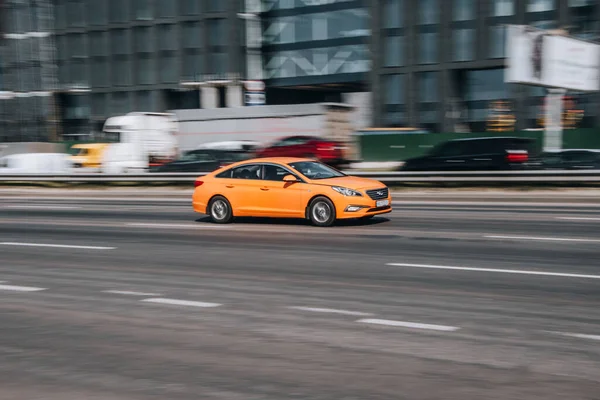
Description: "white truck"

(171, 103), (360, 162)
(101, 112), (178, 172)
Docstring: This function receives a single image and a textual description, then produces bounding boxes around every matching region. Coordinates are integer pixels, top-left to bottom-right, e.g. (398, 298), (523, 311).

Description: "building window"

(418, 72), (440, 129)
(207, 0), (227, 13)
(465, 69), (508, 123)
(133, 0), (153, 20)
(491, 0), (514, 16)
(182, 51), (203, 80)
(136, 90), (154, 112)
(87, 0), (108, 25)
(570, 0), (598, 40)
(453, 0), (474, 21)
(210, 51), (229, 75)
(91, 58), (108, 87)
(91, 93), (106, 118)
(453, 29), (474, 61)
(67, 0), (85, 27)
(90, 32), (108, 57)
(419, 72), (438, 103)
(489, 25), (506, 58)
(384, 35), (404, 67)
(134, 26), (155, 53)
(112, 57), (131, 86)
(183, 22), (202, 49)
(419, 0), (439, 25)
(158, 25), (178, 51)
(384, 74), (405, 105)
(157, 0), (176, 18)
(208, 19), (227, 47)
(136, 55), (155, 85)
(69, 34), (86, 58)
(384, 0), (403, 29)
(528, 0), (555, 12)
(159, 53), (178, 83)
(181, 0), (201, 15)
(112, 29), (131, 55)
(419, 33), (437, 64)
(110, 0), (127, 23)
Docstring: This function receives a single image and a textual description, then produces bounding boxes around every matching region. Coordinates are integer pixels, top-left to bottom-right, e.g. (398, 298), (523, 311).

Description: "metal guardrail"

(1, 170), (600, 184)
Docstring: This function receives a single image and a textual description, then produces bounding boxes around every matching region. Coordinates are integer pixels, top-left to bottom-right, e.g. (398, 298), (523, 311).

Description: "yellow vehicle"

(70, 143), (109, 168)
(193, 157), (392, 227)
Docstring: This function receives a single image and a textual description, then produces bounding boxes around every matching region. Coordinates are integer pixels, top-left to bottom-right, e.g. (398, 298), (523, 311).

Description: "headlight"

(331, 186), (362, 197)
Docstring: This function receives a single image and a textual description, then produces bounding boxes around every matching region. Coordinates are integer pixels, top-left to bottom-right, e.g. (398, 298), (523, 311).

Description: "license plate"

(376, 200), (389, 207)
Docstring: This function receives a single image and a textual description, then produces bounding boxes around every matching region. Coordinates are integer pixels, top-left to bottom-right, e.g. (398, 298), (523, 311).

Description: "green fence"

(357, 129), (600, 162)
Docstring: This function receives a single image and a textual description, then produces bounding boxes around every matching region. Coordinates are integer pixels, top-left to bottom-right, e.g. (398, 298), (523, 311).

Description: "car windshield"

(288, 161), (345, 180)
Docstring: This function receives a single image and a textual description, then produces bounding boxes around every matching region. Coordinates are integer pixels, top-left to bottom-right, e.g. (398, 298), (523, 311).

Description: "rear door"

(216, 164), (263, 215)
(435, 141), (469, 170)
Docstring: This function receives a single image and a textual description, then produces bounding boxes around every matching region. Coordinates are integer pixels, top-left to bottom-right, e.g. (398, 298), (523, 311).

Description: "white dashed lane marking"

(358, 318), (459, 332)
(0, 242), (116, 250)
(387, 262), (600, 280)
(103, 290), (162, 296)
(0, 284), (47, 292)
(552, 332), (600, 342)
(289, 306), (374, 317)
(485, 235), (600, 243)
(141, 298), (222, 308)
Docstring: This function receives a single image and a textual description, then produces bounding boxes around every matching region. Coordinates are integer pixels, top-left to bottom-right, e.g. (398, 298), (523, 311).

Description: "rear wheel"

(208, 196), (233, 224)
(308, 196), (336, 227)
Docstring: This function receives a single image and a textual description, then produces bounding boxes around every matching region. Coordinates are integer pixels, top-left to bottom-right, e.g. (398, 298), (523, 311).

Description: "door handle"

(226, 185), (234, 188)
(260, 187), (269, 191)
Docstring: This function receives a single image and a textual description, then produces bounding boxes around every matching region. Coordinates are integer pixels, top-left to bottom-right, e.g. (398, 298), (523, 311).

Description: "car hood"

(310, 176), (386, 190)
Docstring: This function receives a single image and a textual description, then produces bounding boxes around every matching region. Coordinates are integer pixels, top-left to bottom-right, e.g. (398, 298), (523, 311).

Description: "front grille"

(366, 187), (389, 200)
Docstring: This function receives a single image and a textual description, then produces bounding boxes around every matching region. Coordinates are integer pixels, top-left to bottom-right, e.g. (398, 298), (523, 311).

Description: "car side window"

(262, 164), (291, 181)
(231, 164), (262, 179)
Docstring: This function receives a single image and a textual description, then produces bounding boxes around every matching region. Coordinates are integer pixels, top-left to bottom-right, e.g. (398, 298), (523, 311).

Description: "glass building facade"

(371, 0), (600, 132)
(261, 0), (370, 104)
(2, 0), (600, 142)
(51, 0), (246, 137)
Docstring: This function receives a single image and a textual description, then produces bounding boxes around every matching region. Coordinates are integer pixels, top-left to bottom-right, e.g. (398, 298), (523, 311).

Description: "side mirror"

(283, 174), (298, 182)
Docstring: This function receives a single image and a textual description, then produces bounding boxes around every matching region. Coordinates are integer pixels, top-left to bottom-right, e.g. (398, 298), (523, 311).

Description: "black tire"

(308, 196), (336, 227)
(208, 195), (233, 224)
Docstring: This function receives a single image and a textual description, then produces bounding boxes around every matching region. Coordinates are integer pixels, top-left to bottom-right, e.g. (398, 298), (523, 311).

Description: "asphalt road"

(0, 194), (599, 399)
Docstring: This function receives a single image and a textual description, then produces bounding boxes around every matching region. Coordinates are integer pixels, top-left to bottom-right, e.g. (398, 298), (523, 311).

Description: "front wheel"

(208, 196), (233, 224)
(308, 196), (336, 227)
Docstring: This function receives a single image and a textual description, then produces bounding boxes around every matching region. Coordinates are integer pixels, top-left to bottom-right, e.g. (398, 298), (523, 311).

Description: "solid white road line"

(387, 263), (600, 280)
(484, 235), (600, 243)
(0, 242), (116, 250)
(289, 306), (374, 317)
(358, 318), (459, 332)
(556, 217), (600, 222)
(103, 290), (162, 296)
(0, 284), (46, 292)
(4, 205), (81, 210)
(126, 223), (224, 229)
(141, 298), (222, 308)
(554, 332), (600, 342)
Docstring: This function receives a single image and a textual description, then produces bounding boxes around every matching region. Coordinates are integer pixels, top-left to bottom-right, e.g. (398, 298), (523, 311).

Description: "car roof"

(216, 157), (314, 169)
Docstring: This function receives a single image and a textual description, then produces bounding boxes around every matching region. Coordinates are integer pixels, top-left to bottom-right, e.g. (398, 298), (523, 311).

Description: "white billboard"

(506, 25), (600, 92)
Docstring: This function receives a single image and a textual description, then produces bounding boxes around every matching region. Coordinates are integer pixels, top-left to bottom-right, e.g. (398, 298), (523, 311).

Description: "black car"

(401, 137), (541, 171)
(541, 149), (600, 170)
(151, 149), (253, 173)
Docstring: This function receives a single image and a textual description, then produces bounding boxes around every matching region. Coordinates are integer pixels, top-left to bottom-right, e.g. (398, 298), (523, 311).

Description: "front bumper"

(336, 195), (393, 219)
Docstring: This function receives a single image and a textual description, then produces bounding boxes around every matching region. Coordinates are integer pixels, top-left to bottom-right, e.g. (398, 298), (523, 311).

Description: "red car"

(255, 136), (347, 168)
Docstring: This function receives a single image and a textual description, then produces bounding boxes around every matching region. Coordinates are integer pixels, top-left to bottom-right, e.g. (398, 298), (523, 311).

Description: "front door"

(255, 164), (307, 217)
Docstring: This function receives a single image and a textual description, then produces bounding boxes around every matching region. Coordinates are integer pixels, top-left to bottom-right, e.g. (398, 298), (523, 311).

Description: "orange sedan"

(192, 157), (392, 227)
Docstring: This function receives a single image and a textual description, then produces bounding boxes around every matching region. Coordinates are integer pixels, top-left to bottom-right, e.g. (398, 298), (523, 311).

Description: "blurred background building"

(0, 0), (599, 142)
